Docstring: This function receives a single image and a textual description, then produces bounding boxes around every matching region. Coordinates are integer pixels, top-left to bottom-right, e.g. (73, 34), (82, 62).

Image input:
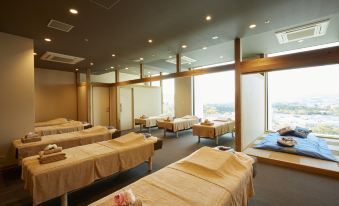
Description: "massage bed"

(34, 120), (85, 136)
(21, 132), (162, 206)
(134, 114), (174, 133)
(192, 119), (235, 145)
(34, 118), (69, 127)
(157, 115), (200, 138)
(12, 126), (119, 160)
(89, 146), (255, 206)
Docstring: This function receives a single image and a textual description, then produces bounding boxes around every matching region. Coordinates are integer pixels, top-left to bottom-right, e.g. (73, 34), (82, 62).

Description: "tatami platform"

(244, 134), (339, 179)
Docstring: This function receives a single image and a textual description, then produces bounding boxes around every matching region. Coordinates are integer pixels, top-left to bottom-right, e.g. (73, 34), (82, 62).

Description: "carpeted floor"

(0, 128), (338, 206)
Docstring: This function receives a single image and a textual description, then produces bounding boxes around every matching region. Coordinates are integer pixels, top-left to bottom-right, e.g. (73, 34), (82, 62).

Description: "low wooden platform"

(244, 134), (339, 179)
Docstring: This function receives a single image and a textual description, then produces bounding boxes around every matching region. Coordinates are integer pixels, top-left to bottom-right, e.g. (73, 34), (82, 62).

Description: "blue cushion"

(254, 133), (338, 162)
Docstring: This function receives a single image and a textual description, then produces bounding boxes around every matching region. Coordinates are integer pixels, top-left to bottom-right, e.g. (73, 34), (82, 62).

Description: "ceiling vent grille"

(47, 19), (74, 32)
(166, 56), (197, 65)
(89, 0), (121, 9)
(275, 19), (330, 44)
(41, 52), (84, 64)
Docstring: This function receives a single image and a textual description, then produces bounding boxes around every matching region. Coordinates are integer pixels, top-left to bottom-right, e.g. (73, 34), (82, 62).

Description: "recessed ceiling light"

(249, 24), (256, 29)
(265, 20), (270, 24)
(125, 67), (129, 70)
(84, 38), (89, 42)
(110, 66), (114, 69)
(202, 47), (207, 50)
(148, 39), (153, 43)
(112, 54), (116, 57)
(297, 39), (304, 43)
(90, 62), (94, 66)
(205, 15), (212, 21)
(212, 36), (219, 40)
(181, 45), (187, 48)
(33, 52), (37, 55)
(69, 9), (78, 14)
(75, 68), (79, 71)
(140, 57), (144, 61)
(44, 38), (51, 42)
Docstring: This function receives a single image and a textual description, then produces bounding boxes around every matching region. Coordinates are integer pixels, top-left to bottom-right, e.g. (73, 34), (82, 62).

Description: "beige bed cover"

(90, 146), (254, 206)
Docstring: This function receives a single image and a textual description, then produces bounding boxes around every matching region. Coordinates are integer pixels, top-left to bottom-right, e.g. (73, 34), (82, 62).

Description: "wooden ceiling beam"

(234, 38), (242, 152)
(111, 63), (235, 87)
(240, 46), (339, 74)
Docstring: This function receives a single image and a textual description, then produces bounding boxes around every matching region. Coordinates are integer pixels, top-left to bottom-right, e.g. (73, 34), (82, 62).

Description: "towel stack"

(163, 116), (171, 122)
(140, 115), (147, 119)
(38, 144), (66, 164)
(21, 132), (41, 143)
(201, 119), (214, 126)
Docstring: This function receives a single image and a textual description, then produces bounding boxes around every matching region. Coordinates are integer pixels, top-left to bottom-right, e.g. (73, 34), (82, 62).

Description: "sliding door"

(92, 86), (110, 126)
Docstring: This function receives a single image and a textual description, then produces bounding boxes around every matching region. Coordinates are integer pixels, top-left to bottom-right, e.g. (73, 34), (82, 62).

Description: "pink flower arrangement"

(112, 189), (136, 206)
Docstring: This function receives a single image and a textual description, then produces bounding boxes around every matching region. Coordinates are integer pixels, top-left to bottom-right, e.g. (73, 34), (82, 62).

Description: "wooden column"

(115, 69), (119, 83)
(86, 68), (92, 123)
(234, 38), (242, 152)
(75, 72), (80, 121)
(160, 72), (163, 113)
(176, 53), (181, 73)
(140, 63), (144, 79)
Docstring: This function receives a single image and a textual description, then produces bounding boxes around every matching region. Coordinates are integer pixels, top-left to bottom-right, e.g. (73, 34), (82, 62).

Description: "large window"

(193, 71), (235, 120)
(162, 78), (174, 115)
(268, 65), (339, 136)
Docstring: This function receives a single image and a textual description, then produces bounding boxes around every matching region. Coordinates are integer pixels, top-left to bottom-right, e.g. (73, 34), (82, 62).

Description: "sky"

(269, 64), (339, 102)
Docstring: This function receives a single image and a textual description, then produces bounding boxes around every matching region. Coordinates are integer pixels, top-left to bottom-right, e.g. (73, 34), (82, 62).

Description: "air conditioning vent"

(47, 19), (74, 32)
(275, 19), (329, 44)
(41, 52), (84, 64)
(89, 0), (121, 9)
(166, 56), (197, 65)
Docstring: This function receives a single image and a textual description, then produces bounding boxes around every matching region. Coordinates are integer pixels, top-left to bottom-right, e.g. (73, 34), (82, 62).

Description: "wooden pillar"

(115, 69), (119, 83)
(86, 68), (92, 123)
(160, 72), (163, 113)
(140, 63), (144, 79)
(234, 38), (242, 152)
(176, 53), (181, 73)
(75, 72), (80, 121)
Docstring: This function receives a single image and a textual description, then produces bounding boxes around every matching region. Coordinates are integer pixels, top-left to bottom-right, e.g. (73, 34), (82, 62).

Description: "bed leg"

(216, 136), (219, 145)
(198, 136), (200, 144)
(148, 156), (153, 171)
(61, 193), (68, 206)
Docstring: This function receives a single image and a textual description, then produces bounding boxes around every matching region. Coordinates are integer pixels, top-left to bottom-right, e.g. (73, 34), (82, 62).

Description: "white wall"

(175, 77), (193, 117)
(91, 71), (115, 83)
(120, 72), (139, 81)
(0, 32), (34, 167)
(133, 86), (162, 118)
(241, 73), (266, 150)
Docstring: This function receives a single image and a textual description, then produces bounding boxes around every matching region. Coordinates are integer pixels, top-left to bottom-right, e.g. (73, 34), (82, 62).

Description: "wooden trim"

(160, 72), (163, 113)
(176, 53), (181, 73)
(240, 46), (339, 74)
(111, 64), (234, 87)
(140, 63), (144, 79)
(254, 156), (339, 179)
(235, 38), (242, 152)
(91, 82), (111, 87)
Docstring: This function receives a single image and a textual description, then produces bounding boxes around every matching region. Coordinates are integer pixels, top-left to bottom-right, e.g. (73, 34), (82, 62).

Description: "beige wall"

(77, 85), (88, 122)
(241, 74), (266, 150)
(175, 77), (192, 117)
(35, 68), (77, 122)
(0, 32), (34, 167)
